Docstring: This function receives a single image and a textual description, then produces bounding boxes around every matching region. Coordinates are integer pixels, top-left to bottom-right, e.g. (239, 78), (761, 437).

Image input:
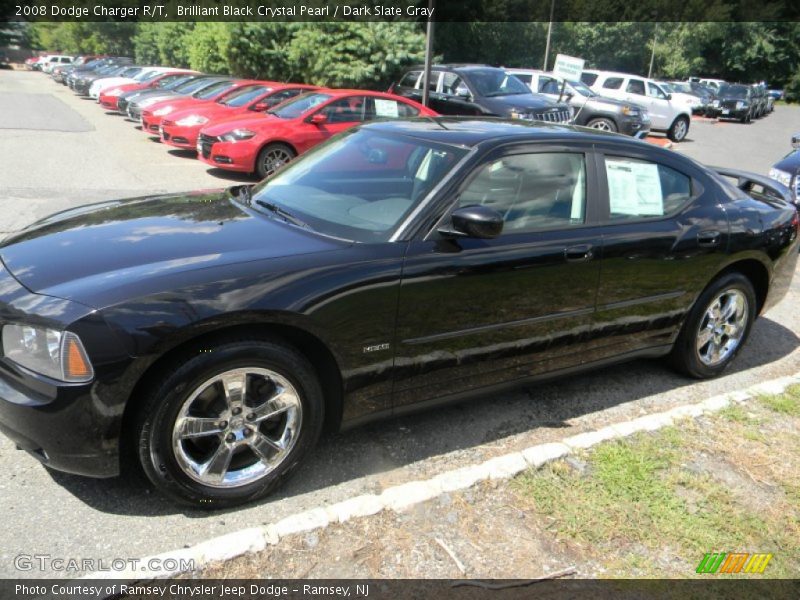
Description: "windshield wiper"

(255, 199), (312, 229)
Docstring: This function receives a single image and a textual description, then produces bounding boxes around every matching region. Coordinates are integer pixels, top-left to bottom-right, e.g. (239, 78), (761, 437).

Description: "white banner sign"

(552, 54), (585, 81)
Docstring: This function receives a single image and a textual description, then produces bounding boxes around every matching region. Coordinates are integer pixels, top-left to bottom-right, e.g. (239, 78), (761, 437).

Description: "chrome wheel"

(588, 119), (613, 131)
(672, 118), (688, 141)
(260, 147), (293, 177)
(696, 290), (748, 367)
(170, 368), (302, 488)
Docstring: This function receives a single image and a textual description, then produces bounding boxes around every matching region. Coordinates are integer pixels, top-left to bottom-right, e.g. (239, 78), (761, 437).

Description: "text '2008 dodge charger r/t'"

(0, 119), (797, 508)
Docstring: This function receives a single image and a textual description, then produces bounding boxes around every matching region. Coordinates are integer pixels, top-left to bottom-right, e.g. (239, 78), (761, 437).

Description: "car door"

(589, 144), (730, 358)
(434, 71), (481, 116)
(645, 82), (674, 129)
(393, 144), (604, 409)
(297, 95), (369, 153)
(595, 76), (627, 102)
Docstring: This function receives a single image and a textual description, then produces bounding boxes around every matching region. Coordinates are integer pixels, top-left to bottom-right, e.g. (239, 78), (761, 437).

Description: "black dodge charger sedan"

(0, 119), (797, 507)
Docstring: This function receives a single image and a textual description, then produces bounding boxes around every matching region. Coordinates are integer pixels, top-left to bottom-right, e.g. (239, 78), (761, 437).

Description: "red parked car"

(160, 82), (319, 151)
(197, 90), (438, 178)
(99, 70), (196, 110)
(140, 79), (252, 135)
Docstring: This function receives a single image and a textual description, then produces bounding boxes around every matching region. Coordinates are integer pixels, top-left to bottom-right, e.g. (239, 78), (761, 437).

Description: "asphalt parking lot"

(0, 69), (799, 578)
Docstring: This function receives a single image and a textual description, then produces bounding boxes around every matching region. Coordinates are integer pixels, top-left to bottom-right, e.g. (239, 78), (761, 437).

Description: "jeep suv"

(392, 65), (571, 124)
(581, 70), (692, 141)
(507, 68), (650, 136)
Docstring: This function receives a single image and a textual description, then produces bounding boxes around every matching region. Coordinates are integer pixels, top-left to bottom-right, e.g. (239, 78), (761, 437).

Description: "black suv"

(392, 64), (571, 123)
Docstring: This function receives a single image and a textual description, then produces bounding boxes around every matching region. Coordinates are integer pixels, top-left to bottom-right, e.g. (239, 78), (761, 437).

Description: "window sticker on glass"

(374, 99), (399, 118)
(606, 158), (664, 216)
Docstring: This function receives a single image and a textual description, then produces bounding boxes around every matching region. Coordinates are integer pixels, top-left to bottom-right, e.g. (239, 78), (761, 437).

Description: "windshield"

(567, 80), (596, 97)
(193, 80), (235, 99)
(220, 85), (270, 107)
(270, 92), (332, 119)
(117, 66), (141, 78)
(667, 82), (693, 93)
(717, 84), (749, 99)
(466, 68), (530, 97)
(249, 130), (467, 242)
(175, 77), (215, 94)
(136, 69), (164, 83)
(160, 74), (196, 90)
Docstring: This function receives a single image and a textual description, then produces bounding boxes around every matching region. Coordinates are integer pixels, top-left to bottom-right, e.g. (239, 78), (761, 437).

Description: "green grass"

(759, 385), (800, 416)
(511, 403), (800, 578)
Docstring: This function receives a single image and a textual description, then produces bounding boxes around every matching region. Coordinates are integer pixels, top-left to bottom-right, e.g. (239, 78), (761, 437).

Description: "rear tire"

(136, 338), (324, 509)
(669, 273), (757, 379)
(667, 116), (690, 142)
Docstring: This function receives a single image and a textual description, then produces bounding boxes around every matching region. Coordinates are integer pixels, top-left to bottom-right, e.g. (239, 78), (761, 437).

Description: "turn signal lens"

(64, 333), (92, 381)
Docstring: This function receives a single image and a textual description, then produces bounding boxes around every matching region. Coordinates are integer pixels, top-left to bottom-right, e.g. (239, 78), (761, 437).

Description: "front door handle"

(565, 244), (594, 262)
(698, 230), (722, 247)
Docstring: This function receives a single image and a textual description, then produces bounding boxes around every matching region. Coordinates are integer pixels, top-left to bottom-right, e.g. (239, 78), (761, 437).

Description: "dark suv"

(392, 64), (571, 123)
(708, 84), (755, 123)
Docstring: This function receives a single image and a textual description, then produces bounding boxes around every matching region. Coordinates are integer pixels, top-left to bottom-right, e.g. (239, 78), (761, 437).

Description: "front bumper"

(140, 113), (163, 135)
(0, 261), (127, 478)
(619, 116), (650, 137)
(708, 105), (748, 120)
(197, 136), (258, 173)
(161, 122), (202, 149)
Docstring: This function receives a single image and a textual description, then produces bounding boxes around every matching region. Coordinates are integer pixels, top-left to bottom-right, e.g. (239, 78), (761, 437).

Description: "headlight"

(153, 106), (174, 117)
(769, 168), (792, 188)
(620, 105), (639, 116)
(176, 115), (209, 127)
(1, 325), (93, 382)
(712, 100), (720, 107)
(107, 88), (124, 97)
(219, 128), (256, 142)
(736, 101), (748, 109)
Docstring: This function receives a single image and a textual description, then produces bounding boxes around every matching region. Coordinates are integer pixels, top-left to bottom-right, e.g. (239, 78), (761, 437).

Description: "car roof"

(358, 117), (654, 149)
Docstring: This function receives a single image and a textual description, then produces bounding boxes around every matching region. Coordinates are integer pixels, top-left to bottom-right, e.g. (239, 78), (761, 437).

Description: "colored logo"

(696, 553), (773, 574)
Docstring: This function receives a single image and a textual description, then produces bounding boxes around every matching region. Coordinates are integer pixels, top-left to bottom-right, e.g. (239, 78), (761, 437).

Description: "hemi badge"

(363, 343), (390, 353)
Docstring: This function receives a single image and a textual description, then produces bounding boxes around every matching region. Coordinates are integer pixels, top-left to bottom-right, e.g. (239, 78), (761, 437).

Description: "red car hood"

(145, 96), (214, 115)
(200, 112), (283, 136)
(166, 102), (240, 124)
(105, 82), (144, 94)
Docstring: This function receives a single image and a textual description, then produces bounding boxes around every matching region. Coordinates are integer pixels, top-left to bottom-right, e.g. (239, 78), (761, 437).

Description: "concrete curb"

(85, 373), (800, 583)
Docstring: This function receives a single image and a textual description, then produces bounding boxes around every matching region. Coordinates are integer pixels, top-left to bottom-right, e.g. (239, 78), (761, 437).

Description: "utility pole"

(421, 0), (435, 107)
(543, 0), (555, 70)
(648, 21), (658, 78)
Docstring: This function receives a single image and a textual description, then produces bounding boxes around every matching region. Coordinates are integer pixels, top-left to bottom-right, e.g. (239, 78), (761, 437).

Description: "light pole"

(648, 21), (658, 78)
(421, 0), (435, 107)
(543, 0), (555, 70)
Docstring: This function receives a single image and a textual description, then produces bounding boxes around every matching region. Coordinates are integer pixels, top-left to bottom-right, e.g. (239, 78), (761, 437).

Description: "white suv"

(581, 70), (691, 142)
(41, 55), (74, 74)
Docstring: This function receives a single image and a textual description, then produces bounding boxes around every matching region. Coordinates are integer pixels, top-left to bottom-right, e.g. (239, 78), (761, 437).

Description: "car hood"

(146, 97), (211, 114)
(773, 149), (800, 173)
(201, 113), (281, 136)
(479, 93), (561, 115)
(0, 190), (343, 304)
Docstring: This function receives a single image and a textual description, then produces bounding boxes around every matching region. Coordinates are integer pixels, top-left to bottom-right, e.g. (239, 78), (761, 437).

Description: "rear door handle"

(698, 230), (722, 247)
(565, 244), (594, 262)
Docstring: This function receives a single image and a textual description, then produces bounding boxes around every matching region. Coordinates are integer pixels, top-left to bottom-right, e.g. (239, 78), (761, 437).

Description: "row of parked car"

(32, 54), (781, 181)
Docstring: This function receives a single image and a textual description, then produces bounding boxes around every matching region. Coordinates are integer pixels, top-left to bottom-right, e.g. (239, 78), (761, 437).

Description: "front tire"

(670, 273), (756, 379)
(255, 143), (296, 179)
(586, 117), (618, 133)
(667, 116), (690, 142)
(136, 339), (324, 508)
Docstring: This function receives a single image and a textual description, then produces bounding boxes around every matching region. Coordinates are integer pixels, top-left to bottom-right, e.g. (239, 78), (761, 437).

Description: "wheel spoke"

(250, 386), (297, 423)
(198, 443), (234, 483)
(221, 371), (248, 407)
(719, 295), (739, 322)
(697, 327), (714, 350)
(177, 417), (224, 439)
(249, 432), (284, 462)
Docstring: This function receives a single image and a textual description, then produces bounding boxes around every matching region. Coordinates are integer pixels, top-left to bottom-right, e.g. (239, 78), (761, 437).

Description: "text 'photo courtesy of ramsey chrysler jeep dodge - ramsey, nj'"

(0, 119), (797, 508)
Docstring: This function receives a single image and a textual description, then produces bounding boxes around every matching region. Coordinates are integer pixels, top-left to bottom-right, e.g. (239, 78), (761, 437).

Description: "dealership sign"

(553, 54), (585, 81)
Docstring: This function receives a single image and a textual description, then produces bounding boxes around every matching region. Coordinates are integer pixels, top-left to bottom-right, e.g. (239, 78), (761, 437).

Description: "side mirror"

(251, 101), (270, 112)
(442, 205), (504, 239)
(665, 93), (672, 101)
(456, 87), (471, 99)
(308, 113), (328, 125)
(792, 133), (800, 149)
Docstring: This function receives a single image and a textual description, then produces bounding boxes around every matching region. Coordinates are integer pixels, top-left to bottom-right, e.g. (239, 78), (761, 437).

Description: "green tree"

(227, 22), (297, 81)
(187, 22), (230, 74)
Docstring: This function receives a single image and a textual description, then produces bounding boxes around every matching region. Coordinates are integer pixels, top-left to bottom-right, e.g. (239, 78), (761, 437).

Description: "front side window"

(538, 76), (561, 94)
(270, 92), (332, 119)
(193, 81), (236, 100)
(442, 72), (467, 96)
(647, 82), (668, 99)
(399, 71), (421, 88)
(465, 68), (530, 97)
(605, 157), (692, 220)
(626, 79), (646, 95)
(250, 130), (467, 242)
(219, 85), (270, 107)
(459, 153), (587, 233)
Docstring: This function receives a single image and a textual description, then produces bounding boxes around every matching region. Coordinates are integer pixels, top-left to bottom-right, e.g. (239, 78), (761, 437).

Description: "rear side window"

(604, 157), (692, 220)
(602, 77), (624, 90)
(581, 73), (598, 86)
(513, 73), (532, 85)
(399, 71), (421, 89)
(364, 97), (420, 119)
